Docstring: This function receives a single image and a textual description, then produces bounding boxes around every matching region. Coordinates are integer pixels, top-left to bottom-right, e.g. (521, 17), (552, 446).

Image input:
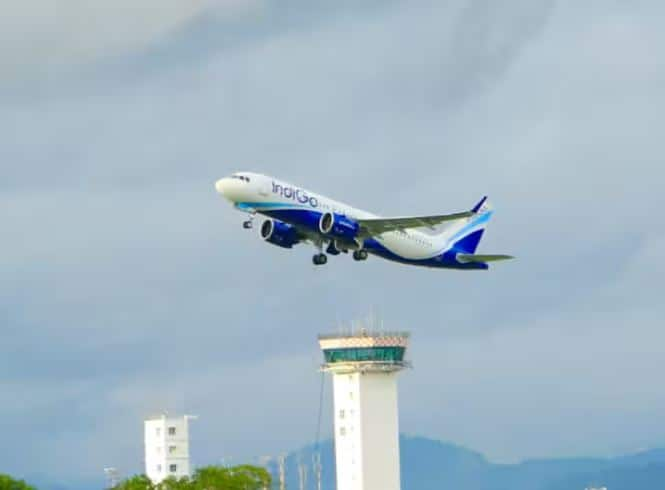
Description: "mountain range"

(279, 436), (665, 490)
(25, 435), (665, 489)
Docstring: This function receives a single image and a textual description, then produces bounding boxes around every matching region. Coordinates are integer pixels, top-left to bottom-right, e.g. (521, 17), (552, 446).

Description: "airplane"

(214, 172), (513, 269)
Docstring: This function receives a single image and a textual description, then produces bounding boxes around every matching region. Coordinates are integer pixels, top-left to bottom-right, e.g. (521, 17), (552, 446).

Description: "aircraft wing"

(357, 211), (474, 236)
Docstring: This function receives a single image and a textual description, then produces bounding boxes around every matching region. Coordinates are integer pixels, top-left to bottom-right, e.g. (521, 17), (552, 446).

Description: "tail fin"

(441, 196), (493, 254)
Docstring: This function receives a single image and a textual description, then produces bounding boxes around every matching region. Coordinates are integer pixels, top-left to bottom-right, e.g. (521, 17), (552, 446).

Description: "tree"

(157, 476), (191, 490)
(113, 474), (154, 490)
(114, 465), (271, 490)
(0, 475), (36, 490)
(191, 465), (271, 490)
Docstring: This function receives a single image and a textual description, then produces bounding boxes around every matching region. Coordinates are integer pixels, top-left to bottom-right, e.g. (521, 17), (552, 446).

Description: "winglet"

(471, 196), (488, 213)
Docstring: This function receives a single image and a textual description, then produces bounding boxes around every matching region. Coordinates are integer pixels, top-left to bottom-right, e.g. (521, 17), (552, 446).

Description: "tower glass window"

(169, 464), (177, 473)
(323, 346), (406, 363)
(168, 427), (176, 436)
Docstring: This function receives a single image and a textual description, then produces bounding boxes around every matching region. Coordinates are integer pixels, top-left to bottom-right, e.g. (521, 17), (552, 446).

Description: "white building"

(144, 414), (196, 484)
(319, 329), (410, 490)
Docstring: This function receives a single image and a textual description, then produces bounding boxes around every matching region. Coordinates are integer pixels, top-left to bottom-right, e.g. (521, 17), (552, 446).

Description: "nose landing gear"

(242, 211), (257, 229)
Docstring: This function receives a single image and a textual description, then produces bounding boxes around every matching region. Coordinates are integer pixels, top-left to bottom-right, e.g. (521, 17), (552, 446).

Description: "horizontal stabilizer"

(457, 253), (514, 263)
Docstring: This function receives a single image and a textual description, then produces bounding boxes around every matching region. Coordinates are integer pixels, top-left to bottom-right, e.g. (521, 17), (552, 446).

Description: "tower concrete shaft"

(319, 330), (410, 490)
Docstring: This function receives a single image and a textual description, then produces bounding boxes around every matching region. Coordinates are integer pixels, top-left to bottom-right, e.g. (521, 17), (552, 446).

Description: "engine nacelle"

(318, 212), (360, 241)
(260, 219), (299, 249)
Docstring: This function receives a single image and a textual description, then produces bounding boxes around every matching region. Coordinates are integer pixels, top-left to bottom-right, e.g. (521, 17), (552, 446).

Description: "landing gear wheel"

(312, 253), (328, 265)
(353, 249), (368, 261)
(242, 211), (257, 229)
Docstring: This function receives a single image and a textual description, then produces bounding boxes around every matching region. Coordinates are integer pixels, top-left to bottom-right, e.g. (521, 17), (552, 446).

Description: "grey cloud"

(2, 0), (557, 193)
(1, 0), (664, 482)
(0, 0), (260, 84)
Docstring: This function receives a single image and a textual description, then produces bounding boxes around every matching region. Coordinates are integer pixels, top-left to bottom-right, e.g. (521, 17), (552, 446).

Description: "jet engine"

(260, 219), (299, 249)
(318, 212), (360, 241)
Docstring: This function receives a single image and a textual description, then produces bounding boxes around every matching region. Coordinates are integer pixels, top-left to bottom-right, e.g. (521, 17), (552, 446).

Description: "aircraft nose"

(215, 176), (246, 202)
(215, 178), (231, 195)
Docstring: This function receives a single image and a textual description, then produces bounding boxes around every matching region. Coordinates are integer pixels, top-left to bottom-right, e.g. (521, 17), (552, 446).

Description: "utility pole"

(298, 458), (308, 490)
(312, 452), (322, 490)
(278, 454), (286, 490)
(103, 467), (120, 489)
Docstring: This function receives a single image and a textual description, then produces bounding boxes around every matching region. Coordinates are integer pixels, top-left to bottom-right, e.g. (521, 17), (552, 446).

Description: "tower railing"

(318, 331), (410, 340)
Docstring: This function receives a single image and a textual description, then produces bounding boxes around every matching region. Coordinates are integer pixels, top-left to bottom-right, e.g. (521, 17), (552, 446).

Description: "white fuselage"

(216, 172), (446, 260)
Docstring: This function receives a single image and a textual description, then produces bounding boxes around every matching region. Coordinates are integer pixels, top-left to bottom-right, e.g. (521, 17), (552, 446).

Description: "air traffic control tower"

(318, 328), (410, 490)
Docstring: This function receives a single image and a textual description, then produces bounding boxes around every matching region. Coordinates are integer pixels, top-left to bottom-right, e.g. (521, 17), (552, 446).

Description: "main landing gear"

(312, 241), (367, 265)
(312, 253), (328, 266)
(353, 249), (368, 261)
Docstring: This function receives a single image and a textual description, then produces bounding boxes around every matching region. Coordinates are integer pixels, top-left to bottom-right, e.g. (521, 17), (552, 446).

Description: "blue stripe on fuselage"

(247, 204), (489, 270)
(364, 238), (488, 270)
(449, 211), (493, 244)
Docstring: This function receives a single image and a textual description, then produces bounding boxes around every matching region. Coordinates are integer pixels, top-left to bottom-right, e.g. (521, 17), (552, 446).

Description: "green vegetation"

(0, 474), (36, 490)
(112, 465), (271, 490)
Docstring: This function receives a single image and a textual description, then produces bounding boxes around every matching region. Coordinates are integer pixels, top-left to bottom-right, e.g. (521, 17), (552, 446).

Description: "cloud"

(1, 0), (664, 482)
(0, 0), (261, 82)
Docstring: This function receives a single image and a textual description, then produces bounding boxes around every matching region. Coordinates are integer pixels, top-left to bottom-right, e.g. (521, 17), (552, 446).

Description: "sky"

(1, 0), (664, 483)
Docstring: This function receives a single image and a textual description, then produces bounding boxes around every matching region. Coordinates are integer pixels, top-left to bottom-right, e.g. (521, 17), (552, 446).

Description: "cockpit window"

(231, 175), (250, 182)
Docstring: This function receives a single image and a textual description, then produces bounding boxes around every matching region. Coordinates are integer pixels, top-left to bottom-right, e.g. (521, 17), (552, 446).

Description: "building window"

(169, 464), (177, 473)
(168, 445), (177, 454)
(339, 410), (345, 419)
(324, 346), (406, 363)
(168, 427), (176, 436)
(156, 428), (161, 436)
(156, 465), (162, 473)
(156, 446), (162, 454)
(340, 427), (346, 436)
